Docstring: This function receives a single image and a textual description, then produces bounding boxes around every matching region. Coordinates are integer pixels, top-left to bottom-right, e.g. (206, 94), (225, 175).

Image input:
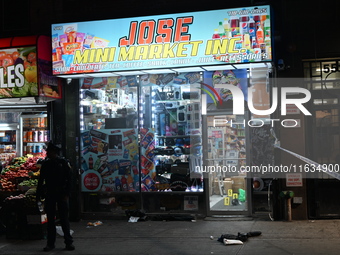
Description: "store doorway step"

(204, 215), (254, 221)
(147, 213), (198, 221)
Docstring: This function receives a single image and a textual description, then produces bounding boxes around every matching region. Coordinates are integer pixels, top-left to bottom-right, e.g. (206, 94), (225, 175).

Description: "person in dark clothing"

(36, 142), (75, 252)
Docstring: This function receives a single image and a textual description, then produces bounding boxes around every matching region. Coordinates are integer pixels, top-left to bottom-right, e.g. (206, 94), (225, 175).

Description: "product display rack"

(19, 114), (48, 157)
(208, 117), (246, 170)
(0, 124), (19, 167)
(79, 82), (138, 131)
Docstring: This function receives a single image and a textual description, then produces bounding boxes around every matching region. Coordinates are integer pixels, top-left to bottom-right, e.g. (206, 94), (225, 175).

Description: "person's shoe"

(65, 244), (75, 251)
(43, 245), (55, 252)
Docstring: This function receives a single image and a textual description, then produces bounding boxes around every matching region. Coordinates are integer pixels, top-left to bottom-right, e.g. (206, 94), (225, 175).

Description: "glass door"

(19, 114), (48, 157)
(0, 124), (18, 168)
(204, 114), (250, 215)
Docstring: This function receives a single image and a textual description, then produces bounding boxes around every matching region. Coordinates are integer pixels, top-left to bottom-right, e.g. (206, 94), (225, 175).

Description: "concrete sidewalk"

(1, 217), (340, 255)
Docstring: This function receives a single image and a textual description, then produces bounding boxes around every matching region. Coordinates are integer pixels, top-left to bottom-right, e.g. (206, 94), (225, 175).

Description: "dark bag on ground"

(218, 231), (262, 243)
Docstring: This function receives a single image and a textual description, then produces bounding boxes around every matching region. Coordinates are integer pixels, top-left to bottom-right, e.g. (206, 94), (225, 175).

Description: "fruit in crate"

(0, 178), (16, 191)
(28, 170), (40, 177)
(3, 169), (29, 179)
(0, 155), (43, 179)
(11, 156), (28, 165)
(21, 161), (39, 171)
(20, 155), (43, 171)
(18, 178), (38, 191)
(18, 178), (38, 187)
(4, 193), (25, 201)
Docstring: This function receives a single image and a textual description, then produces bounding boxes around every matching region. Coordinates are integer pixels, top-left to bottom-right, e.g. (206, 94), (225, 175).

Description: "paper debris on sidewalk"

(128, 216), (139, 223)
(56, 226), (74, 236)
(223, 239), (243, 245)
(87, 221), (103, 227)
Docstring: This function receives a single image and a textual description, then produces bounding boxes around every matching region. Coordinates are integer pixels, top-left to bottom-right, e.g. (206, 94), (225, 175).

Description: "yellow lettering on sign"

(74, 49), (89, 64)
(228, 38), (240, 53)
(162, 43), (177, 58)
(205, 40), (213, 55)
(211, 39), (229, 54)
(135, 45), (149, 60)
(74, 47), (116, 64)
(190, 41), (202, 56)
(205, 39), (231, 55)
(94, 47), (116, 62)
(148, 44), (163, 59)
(118, 46), (136, 61)
(89, 49), (96, 63)
(176, 42), (188, 57)
(73, 40), (204, 63)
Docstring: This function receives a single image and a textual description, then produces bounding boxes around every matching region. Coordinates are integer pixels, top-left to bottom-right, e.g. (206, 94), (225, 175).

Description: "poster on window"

(80, 128), (139, 192)
(184, 196), (199, 211)
(202, 69), (248, 108)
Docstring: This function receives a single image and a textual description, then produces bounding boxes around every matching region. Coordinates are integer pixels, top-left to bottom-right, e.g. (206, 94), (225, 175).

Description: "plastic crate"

(6, 215), (46, 240)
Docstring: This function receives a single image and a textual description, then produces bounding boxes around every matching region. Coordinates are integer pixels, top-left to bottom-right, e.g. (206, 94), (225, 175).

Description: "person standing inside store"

(36, 142), (75, 252)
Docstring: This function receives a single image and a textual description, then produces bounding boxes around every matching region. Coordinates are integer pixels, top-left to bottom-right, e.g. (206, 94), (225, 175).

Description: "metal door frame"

(203, 110), (252, 217)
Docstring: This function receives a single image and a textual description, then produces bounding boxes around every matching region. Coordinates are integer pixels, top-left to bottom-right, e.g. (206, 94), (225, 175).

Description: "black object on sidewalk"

(217, 231), (262, 243)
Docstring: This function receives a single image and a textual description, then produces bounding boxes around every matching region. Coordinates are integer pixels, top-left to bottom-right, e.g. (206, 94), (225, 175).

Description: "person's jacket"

(36, 157), (72, 199)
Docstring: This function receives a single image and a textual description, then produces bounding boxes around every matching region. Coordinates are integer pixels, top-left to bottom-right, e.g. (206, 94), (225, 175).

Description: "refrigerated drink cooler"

(0, 124), (19, 168)
(19, 114), (48, 157)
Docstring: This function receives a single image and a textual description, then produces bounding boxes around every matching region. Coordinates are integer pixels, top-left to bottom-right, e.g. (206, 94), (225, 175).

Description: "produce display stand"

(2, 193), (46, 240)
(0, 154), (46, 239)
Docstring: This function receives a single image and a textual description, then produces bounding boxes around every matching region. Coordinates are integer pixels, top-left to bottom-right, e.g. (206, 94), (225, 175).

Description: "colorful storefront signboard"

(0, 35), (62, 100)
(0, 46), (39, 98)
(51, 5), (272, 75)
(38, 35), (62, 99)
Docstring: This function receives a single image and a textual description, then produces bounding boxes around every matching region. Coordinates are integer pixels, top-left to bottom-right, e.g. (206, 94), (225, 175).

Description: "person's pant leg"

(57, 197), (73, 245)
(45, 198), (57, 246)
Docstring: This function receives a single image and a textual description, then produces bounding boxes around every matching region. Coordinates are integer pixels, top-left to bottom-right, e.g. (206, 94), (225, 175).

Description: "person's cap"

(46, 141), (61, 152)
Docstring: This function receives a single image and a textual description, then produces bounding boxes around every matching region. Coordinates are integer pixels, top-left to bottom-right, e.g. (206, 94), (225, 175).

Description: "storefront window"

(79, 77), (139, 193)
(78, 74), (205, 213)
(77, 67), (273, 214)
(139, 72), (203, 192)
(79, 74), (203, 194)
(80, 77), (138, 131)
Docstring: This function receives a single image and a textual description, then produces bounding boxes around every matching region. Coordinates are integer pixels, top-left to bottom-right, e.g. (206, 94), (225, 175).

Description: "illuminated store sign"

(0, 46), (38, 98)
(51, 5), (272, 75)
